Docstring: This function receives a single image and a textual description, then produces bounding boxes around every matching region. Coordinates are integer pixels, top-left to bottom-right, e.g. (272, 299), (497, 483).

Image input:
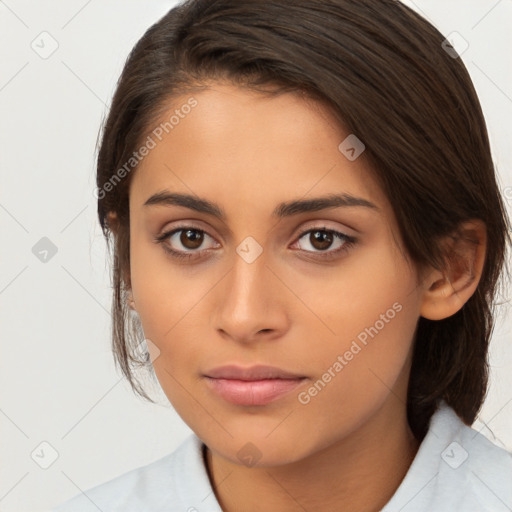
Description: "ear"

(106, 211), (134, 305)
(126, 289), (137, 311)
(420, 219), (487, 321)
(106, 211), (120, 235)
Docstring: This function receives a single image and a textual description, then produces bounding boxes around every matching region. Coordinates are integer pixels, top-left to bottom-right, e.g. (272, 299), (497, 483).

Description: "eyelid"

(157, 219), (219, 239)
(157, 219), (354, 243)
(291, 219), (356, 240)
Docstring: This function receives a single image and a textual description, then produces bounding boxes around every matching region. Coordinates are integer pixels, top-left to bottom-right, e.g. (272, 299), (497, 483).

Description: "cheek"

(129, 230), (202, 340)
(128, 232), (226, 397)
(297, 303), (417, 440)
(295, 245), (420, 407)
(286, 235), (418, 351)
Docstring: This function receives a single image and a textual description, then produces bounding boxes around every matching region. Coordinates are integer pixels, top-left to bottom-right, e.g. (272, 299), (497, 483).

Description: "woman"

(54, 0), (512, 510)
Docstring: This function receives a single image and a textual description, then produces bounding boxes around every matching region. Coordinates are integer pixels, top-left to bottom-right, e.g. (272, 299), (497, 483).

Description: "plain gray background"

(0, 1), (511, 511)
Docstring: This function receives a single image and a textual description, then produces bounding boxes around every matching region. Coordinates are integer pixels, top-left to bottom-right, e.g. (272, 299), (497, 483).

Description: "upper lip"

(204, 365), (305, 381)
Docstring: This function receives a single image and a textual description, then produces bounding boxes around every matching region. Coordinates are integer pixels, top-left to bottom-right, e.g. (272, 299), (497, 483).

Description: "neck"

(205, 399), (420, 512)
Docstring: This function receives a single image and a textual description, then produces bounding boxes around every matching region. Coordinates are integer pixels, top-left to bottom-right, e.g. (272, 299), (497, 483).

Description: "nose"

(212, 247), (289, 345)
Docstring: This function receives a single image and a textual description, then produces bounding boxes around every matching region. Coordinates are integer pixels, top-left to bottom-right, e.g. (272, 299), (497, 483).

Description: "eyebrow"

(143, 191), (380, 219)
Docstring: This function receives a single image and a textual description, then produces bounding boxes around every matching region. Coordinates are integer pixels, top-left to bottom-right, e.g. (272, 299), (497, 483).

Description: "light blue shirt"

(53, 403), (512, 511)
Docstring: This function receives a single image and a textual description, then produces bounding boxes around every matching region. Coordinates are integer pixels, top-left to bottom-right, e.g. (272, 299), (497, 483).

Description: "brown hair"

(96, 0), (510, 439)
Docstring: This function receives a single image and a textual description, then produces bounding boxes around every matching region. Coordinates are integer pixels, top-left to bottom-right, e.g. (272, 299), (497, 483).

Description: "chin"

(196, 418), (325, 469)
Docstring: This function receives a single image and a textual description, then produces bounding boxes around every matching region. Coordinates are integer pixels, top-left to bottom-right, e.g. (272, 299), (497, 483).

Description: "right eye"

(155, 226), (220, 261)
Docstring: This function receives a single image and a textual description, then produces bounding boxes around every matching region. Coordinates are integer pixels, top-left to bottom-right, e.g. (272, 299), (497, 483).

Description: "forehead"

(130, 83), (388, 217)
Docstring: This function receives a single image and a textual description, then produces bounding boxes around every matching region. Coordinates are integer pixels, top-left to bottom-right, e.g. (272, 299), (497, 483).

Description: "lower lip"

(205, 377), (305, 406)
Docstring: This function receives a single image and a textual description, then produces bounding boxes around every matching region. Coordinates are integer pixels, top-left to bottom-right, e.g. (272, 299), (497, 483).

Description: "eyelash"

(154, 226), (357, 262)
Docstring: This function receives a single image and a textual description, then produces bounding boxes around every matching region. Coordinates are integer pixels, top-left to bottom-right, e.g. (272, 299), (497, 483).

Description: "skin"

(122, 82), (486, 511)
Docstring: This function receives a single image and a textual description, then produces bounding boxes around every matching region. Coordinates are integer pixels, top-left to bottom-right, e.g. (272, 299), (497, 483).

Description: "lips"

(204, 365), (307, 406)
(205, 364), (304, 381)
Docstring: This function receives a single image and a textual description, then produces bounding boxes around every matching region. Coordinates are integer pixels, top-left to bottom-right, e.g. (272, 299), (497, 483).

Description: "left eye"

(292, 228), (356, 255)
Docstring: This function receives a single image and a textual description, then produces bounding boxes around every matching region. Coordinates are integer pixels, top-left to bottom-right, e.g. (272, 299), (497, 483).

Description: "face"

(128, 82), (426, 466)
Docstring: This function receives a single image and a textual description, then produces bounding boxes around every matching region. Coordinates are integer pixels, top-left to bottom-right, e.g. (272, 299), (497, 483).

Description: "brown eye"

(180, 229), (204, 249)
(292, 227), (357, 259)
(309, 230), (334, 251)
(156, 227), (219, 261)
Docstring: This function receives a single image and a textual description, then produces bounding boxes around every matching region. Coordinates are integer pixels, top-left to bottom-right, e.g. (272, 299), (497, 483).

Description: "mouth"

(203, 365), (307, 406)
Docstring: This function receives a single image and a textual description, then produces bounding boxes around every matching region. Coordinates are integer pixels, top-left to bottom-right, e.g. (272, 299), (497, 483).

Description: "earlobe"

(107, 209), (134, 296)
(420, 220), (486, 321)
(106, 211), (119, 234)
(126, 290), (137, 311)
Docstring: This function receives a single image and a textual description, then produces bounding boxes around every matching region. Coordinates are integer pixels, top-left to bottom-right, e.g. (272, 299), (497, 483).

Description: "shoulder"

(52, 434), (222, 512)
(383, 402), (512, 512)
